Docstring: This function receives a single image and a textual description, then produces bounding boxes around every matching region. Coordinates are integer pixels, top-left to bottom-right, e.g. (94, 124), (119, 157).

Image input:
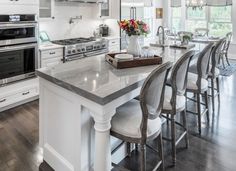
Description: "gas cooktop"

(52, 37), (96, 45)
(52, 37), (109, 62)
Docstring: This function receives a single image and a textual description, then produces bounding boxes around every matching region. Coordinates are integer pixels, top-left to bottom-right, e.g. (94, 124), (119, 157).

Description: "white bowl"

(115, 54), (134, 61)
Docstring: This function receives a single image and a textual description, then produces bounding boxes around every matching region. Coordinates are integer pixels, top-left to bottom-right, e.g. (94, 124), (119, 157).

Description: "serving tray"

(105, 52), (162, 69)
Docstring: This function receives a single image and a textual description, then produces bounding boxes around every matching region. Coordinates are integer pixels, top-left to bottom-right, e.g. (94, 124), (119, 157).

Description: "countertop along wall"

(39, 2), (120, 41)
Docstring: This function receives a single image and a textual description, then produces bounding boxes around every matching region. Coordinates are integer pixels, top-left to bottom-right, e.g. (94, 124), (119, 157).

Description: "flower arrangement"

(118, 19), (150, 37)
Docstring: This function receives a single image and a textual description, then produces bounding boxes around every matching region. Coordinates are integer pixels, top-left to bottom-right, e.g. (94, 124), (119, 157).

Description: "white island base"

(39, 78), (140, 171)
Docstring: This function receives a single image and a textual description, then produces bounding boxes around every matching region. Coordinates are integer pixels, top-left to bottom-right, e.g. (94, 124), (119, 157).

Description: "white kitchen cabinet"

(108, 38), (120, 53)
(0, 78), (39, 112)
(0, 0), (39, 14)
(39, 44), (64, 68)
(40, 0), (55, 20)
(100, 0), (120, 19)
(0, 0), (38, 5)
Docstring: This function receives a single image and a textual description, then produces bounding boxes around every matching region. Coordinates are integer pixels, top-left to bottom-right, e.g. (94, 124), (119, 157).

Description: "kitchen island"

(36, 45), (205, 171)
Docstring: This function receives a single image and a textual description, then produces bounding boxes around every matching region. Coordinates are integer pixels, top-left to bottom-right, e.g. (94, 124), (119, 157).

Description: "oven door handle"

(0, 43), (37, 52)
(0, 23), (37, 29)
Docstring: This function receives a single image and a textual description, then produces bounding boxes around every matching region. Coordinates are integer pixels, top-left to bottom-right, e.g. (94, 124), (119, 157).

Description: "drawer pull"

(22, 91), (30, 96)
(0, 99), (6, 103)
(50, 52), (56, 55)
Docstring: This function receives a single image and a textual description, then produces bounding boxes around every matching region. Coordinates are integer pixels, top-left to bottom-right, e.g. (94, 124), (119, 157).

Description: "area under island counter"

(36, 45), (205, 171)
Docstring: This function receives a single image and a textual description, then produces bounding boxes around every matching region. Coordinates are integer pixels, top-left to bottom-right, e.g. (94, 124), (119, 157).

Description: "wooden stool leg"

(157, 133), (164, 171)
(127, 142), (131, 157)
(182, 110), (189, 148)
(211, 78), (215, 112)
(216, 77), (220, 102)
(197, 93), (202, 135)
(171, 115), (176, 165)
(135, 144), (138, 151)
(204, 91), (210, 123)
(140, 144), (146, 171)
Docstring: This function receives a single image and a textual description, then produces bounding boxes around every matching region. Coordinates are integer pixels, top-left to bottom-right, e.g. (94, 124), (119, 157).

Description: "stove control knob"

(82, 48), (85, 51)
(68, 50), (71, 54)
(72, 50), (76, 53)
(94, 46), (97, 49)
(77, 49), (81, 52)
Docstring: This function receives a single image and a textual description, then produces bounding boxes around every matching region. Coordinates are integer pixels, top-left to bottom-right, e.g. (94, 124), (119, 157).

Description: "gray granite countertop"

(36, 45), (205, 105)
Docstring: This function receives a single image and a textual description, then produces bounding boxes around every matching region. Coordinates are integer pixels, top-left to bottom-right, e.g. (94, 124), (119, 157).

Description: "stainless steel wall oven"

(0, 14), (38, 86)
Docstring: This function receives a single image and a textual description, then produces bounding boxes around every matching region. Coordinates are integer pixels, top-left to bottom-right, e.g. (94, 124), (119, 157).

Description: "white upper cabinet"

(39, 0), (54, 20)
(0, 0), (39, 5)
(100, 0), (120, 19)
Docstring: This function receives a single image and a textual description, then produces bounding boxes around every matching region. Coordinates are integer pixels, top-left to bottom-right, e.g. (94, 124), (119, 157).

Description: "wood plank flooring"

(1, 72), (236, 171)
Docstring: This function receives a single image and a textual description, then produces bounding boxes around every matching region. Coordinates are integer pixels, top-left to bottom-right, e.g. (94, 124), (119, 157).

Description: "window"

(171, 6), (232, 37)
(186, 7), (207, 32)
(209, 6), (232, 36)
(171, 7), (182, 32)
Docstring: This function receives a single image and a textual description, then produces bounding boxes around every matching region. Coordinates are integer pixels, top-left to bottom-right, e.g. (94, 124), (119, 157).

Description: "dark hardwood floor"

(1, 71), (236, 171)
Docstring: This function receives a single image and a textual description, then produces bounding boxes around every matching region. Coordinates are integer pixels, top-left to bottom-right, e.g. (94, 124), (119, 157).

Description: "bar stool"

(110, 62), (172, 171)
(161, 50), (195, 165)
(186, 43), (214, 134)
(220, 32), (232, 67)
(208, 38), (225, 111)
(189, 39), (225, 111)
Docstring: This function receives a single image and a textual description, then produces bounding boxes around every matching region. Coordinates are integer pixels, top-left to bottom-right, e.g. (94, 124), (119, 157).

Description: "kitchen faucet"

(157, 26), (165, 45)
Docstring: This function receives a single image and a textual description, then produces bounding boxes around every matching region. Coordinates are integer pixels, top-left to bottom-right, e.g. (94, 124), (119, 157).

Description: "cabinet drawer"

(41, 48), (63, 59)
(109, 39), (120, 46)
(0, 87), (38, 108)
(41, 56), (62, 68)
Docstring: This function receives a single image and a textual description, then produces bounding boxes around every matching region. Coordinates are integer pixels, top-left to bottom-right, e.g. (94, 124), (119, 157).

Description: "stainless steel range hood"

(56, 0), (105, 3)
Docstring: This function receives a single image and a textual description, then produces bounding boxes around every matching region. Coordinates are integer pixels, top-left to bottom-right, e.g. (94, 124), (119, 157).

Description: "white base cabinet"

(0, 78), (39, 112)
(107, 38), (120, 53)
(39, 44), (64, 68)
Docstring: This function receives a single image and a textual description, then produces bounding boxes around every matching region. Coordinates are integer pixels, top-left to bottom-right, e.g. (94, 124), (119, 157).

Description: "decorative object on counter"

(178, 32), (193, 45)
(119, 19), (150, 56)
(105, 52), (162, 69)
(156, 8), (163, 19)
(39, 31), (51, 43)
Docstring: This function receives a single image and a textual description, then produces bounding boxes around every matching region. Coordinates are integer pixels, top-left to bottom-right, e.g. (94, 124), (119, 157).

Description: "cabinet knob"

(22, 91), (30, 96)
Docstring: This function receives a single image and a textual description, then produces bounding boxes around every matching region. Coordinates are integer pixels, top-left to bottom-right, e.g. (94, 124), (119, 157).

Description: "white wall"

(39, 2), (120, 41)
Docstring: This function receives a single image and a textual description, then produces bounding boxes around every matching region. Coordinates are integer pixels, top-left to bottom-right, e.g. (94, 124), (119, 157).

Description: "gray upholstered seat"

(187, 73), (208, 91)
(186, 43), (214, 134)
(163, 86), (186, 112)
(111, 99), (161, 139)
